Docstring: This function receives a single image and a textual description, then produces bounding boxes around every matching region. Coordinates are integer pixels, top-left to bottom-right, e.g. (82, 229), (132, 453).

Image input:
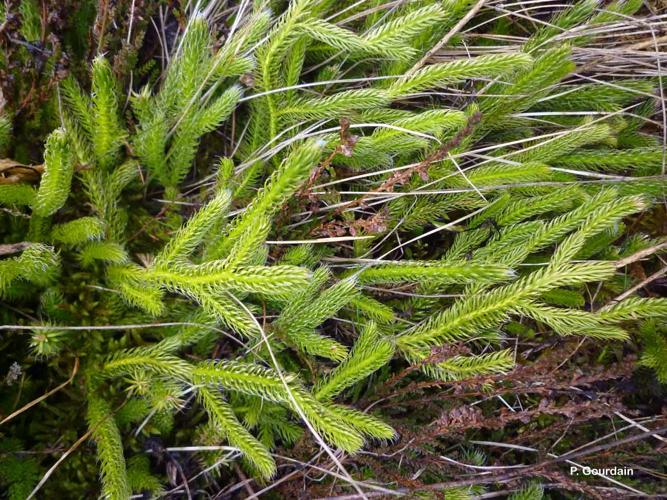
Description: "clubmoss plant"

(1, 0), (666, 497)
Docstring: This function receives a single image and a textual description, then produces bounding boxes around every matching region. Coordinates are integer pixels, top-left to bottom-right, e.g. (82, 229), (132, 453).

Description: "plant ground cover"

(0, 0), (666, 498)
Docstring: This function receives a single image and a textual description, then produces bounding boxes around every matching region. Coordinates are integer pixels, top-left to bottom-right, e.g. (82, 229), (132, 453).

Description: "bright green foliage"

(206, 140), (322, 261)
(315, 322), (395, 401)
(537, 80), (655, 112)
(192, 360), (376, 453)
(1, 1), (665, 497)
(86, 392), (131, 499)
(509, 482), (544, 500)
(51, 217), (105, 245)
(480, 46), (575, 124)
(29, 326), (71, 358)
(0, 114), (10, 153)
(281, 89), (390, 120)
(524, 0), (598, 53)
(356, 261), (513, 286)
(638, 321), (667, 383)
(125, 456), (163, 496)
(33, 129), (74, 217)
(0, 244), (59, 295)
(599, 297), (667, 322)
(553, 148), (665, 173)
(90, 57), (127, 169)
(326, 109), (467, 170)
(232, 395), (302, 451)
(0, 184), (36, 206)
(388, 53), (532, 97)
(18, 0), (40, 41)
(198, 386), (277, 478)
(61, 57), (127, 170)
(324, 403), (395, 441)
(78, 241), (128, 266)
(273, 268), (358, 361)
(0, 439), (40, 500)
(130, 14), (250, 191)
(395, 189), (650, 374)
(350, 294), (396, 323)
(443, 486), (487, 500)
(155, 189), (232, 265)
(362, 4), (447, 60)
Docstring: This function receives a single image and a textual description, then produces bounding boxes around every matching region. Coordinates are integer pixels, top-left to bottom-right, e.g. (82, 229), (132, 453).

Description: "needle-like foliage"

(0, 1), (665, 497)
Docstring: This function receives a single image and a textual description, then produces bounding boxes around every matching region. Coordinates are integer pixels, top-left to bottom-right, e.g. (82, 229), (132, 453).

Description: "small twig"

(26, 395), (130, 499)
(0, 241), (32, 256)
(406, 0), (488, 76)
(171, 457), (192, 500)
(266, 235), (375, 244)
(95, 0), (110, 54)
(615, 240), (667, 268)
(299, 117), (358, 198)
(606, 266), (667, 306)
(26, 427), (93, 500)
(342, 112), (480, 213)
(1, 358), (79, 425)
(541, 426), (667, 468)
(613, 411), (667, 444)
(313, 113), (482, 237)
(626, 33), (667, 51)
(233, 463), (256, 498)
(126, 0), (136, 45)
(324, 427), (667, 499)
